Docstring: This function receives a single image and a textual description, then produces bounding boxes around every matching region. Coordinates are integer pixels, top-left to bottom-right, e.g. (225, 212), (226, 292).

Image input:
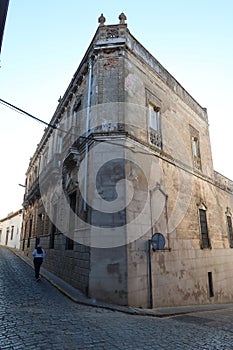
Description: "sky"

(0, 0), (232, 218)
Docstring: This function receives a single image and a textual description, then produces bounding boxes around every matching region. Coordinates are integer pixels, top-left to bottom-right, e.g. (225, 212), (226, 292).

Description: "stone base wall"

(22, 234), (90, 295)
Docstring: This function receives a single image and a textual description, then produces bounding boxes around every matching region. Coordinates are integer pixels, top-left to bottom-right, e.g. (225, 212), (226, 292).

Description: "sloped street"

(1, 246), (233, 350)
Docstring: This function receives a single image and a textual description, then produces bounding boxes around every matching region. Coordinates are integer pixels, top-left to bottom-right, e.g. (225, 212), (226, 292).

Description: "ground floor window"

(65, 237), (74, 250)
(227, 214), (233, 247)
(199, 208), (211, 249)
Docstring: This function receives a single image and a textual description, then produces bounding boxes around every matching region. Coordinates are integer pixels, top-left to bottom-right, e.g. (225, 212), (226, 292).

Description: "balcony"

(149, 129), (162, 149)
(193, 156), (201, 170)
(62, 126), (79, 158)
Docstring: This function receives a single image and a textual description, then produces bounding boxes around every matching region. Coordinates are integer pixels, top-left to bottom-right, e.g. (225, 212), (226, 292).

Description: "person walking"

(32, 245), (46, 281)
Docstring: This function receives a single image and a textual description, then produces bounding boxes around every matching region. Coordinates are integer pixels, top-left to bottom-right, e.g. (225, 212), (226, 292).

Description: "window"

(49, 204), (57, 249)
(73, 99), (81, 113)
(146, 90), (162, 149)
(5, 228), (9, 245)
(27, 218), (33, 248)
(49, 223), (56, 249)
(191, 137), (200, 158)
(190, 126), (201, 170)
(208, 272), (214, 297)
(148, 103), (162, 149)
(65, 192), (76, 250)
(149, 104), (160, 131)
(37, 213), (45, 237)
(65, 237), (74, 250)
(10, 226), (14, 240)
(57, 134), (63, 154)
(227, 214), (233, 248)
(199, 208), (211, 248)
(22, 221), (27, 251)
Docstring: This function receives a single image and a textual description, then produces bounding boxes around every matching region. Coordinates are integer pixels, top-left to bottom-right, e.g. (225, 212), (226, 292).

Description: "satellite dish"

(151, 233), (165, 251)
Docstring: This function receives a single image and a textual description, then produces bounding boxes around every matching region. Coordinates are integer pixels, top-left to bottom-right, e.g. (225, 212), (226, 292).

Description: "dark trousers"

(33, 257), (43, 278)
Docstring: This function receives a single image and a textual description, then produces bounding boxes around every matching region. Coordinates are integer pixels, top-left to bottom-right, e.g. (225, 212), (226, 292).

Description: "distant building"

(0, 209), (22, 249)
(0, 0), (10, 53)
(21, 14), (233, 308)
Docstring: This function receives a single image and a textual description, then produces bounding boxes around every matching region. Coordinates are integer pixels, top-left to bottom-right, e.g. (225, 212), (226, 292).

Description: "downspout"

(148, 189), (153, 309)
(148, 239), (153, 309)
(83, 58), (93, 211)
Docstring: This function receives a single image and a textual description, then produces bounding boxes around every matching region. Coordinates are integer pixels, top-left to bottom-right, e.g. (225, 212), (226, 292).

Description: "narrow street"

(1, 246), (233, 350)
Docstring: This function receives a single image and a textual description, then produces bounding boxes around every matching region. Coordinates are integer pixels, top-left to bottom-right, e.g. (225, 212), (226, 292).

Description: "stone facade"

(21, 14), (233, 308)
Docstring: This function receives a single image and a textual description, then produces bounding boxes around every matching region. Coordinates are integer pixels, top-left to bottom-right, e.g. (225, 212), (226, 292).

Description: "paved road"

(1, 246), (233, 350)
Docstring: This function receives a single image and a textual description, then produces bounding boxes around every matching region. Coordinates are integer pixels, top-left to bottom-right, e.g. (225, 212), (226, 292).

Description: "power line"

(0, 98), (57, 129)
(0, 97), (155, 155)
(0, 97), (87, 139)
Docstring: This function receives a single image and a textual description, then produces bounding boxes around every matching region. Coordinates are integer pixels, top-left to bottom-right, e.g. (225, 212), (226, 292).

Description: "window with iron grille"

(148, 103), (162, 149)
(199, 209), (211, 248)
(146, 90), (162, 150)
(227, 215), (233, 248)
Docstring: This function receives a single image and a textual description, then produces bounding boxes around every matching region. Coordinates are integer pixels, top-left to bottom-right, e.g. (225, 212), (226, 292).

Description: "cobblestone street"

(1, 246), (233, 350)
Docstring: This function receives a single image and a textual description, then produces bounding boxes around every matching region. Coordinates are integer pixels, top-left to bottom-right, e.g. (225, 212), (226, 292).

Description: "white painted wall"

(0, 210), (23, 249)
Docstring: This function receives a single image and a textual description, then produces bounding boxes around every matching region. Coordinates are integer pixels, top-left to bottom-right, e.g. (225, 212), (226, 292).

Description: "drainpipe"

(83, 58), (93, 211)
(148, 189), (153, 309)
(148, 239), (153, 309)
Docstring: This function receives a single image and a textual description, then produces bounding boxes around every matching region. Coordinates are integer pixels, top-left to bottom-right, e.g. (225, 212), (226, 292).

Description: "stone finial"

(98, 13), (106, 26)
(119, 12), (127, 24)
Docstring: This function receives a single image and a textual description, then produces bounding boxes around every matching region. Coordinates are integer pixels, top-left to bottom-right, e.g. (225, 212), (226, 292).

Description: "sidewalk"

(11, 248), (233, 318)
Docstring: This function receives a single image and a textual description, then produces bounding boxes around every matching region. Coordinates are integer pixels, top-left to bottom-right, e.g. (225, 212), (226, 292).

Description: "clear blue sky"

(0, 0), (232, 218)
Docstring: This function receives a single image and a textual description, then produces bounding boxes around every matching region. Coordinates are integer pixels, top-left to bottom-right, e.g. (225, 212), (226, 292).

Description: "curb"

(9, 248), (155, 317)
(9, 248), (233, 318)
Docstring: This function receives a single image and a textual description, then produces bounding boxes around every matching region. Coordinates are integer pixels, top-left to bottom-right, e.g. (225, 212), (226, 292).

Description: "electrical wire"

(0, 97), (152, 154)
(2, 98), (228, 194)
(0, 97), (86, 139)
(0, 98), (57, 129)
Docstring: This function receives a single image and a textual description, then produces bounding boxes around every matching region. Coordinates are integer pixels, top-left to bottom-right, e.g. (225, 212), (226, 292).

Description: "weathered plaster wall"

(123, 44), (233, 308)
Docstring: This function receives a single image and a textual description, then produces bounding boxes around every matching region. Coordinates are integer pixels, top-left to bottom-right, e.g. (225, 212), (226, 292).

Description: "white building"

(0, 209), (23, 249)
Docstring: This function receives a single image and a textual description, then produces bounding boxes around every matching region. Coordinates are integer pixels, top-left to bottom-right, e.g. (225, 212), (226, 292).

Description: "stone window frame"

(197, 201), (211, 249)
(190, 125), (202, 171)
(226, 207), (233, 248)
(145, 89), (162, 150)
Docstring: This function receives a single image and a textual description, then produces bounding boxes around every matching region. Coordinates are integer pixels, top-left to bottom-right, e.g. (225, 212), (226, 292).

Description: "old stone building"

(21, 13), (233, 308)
